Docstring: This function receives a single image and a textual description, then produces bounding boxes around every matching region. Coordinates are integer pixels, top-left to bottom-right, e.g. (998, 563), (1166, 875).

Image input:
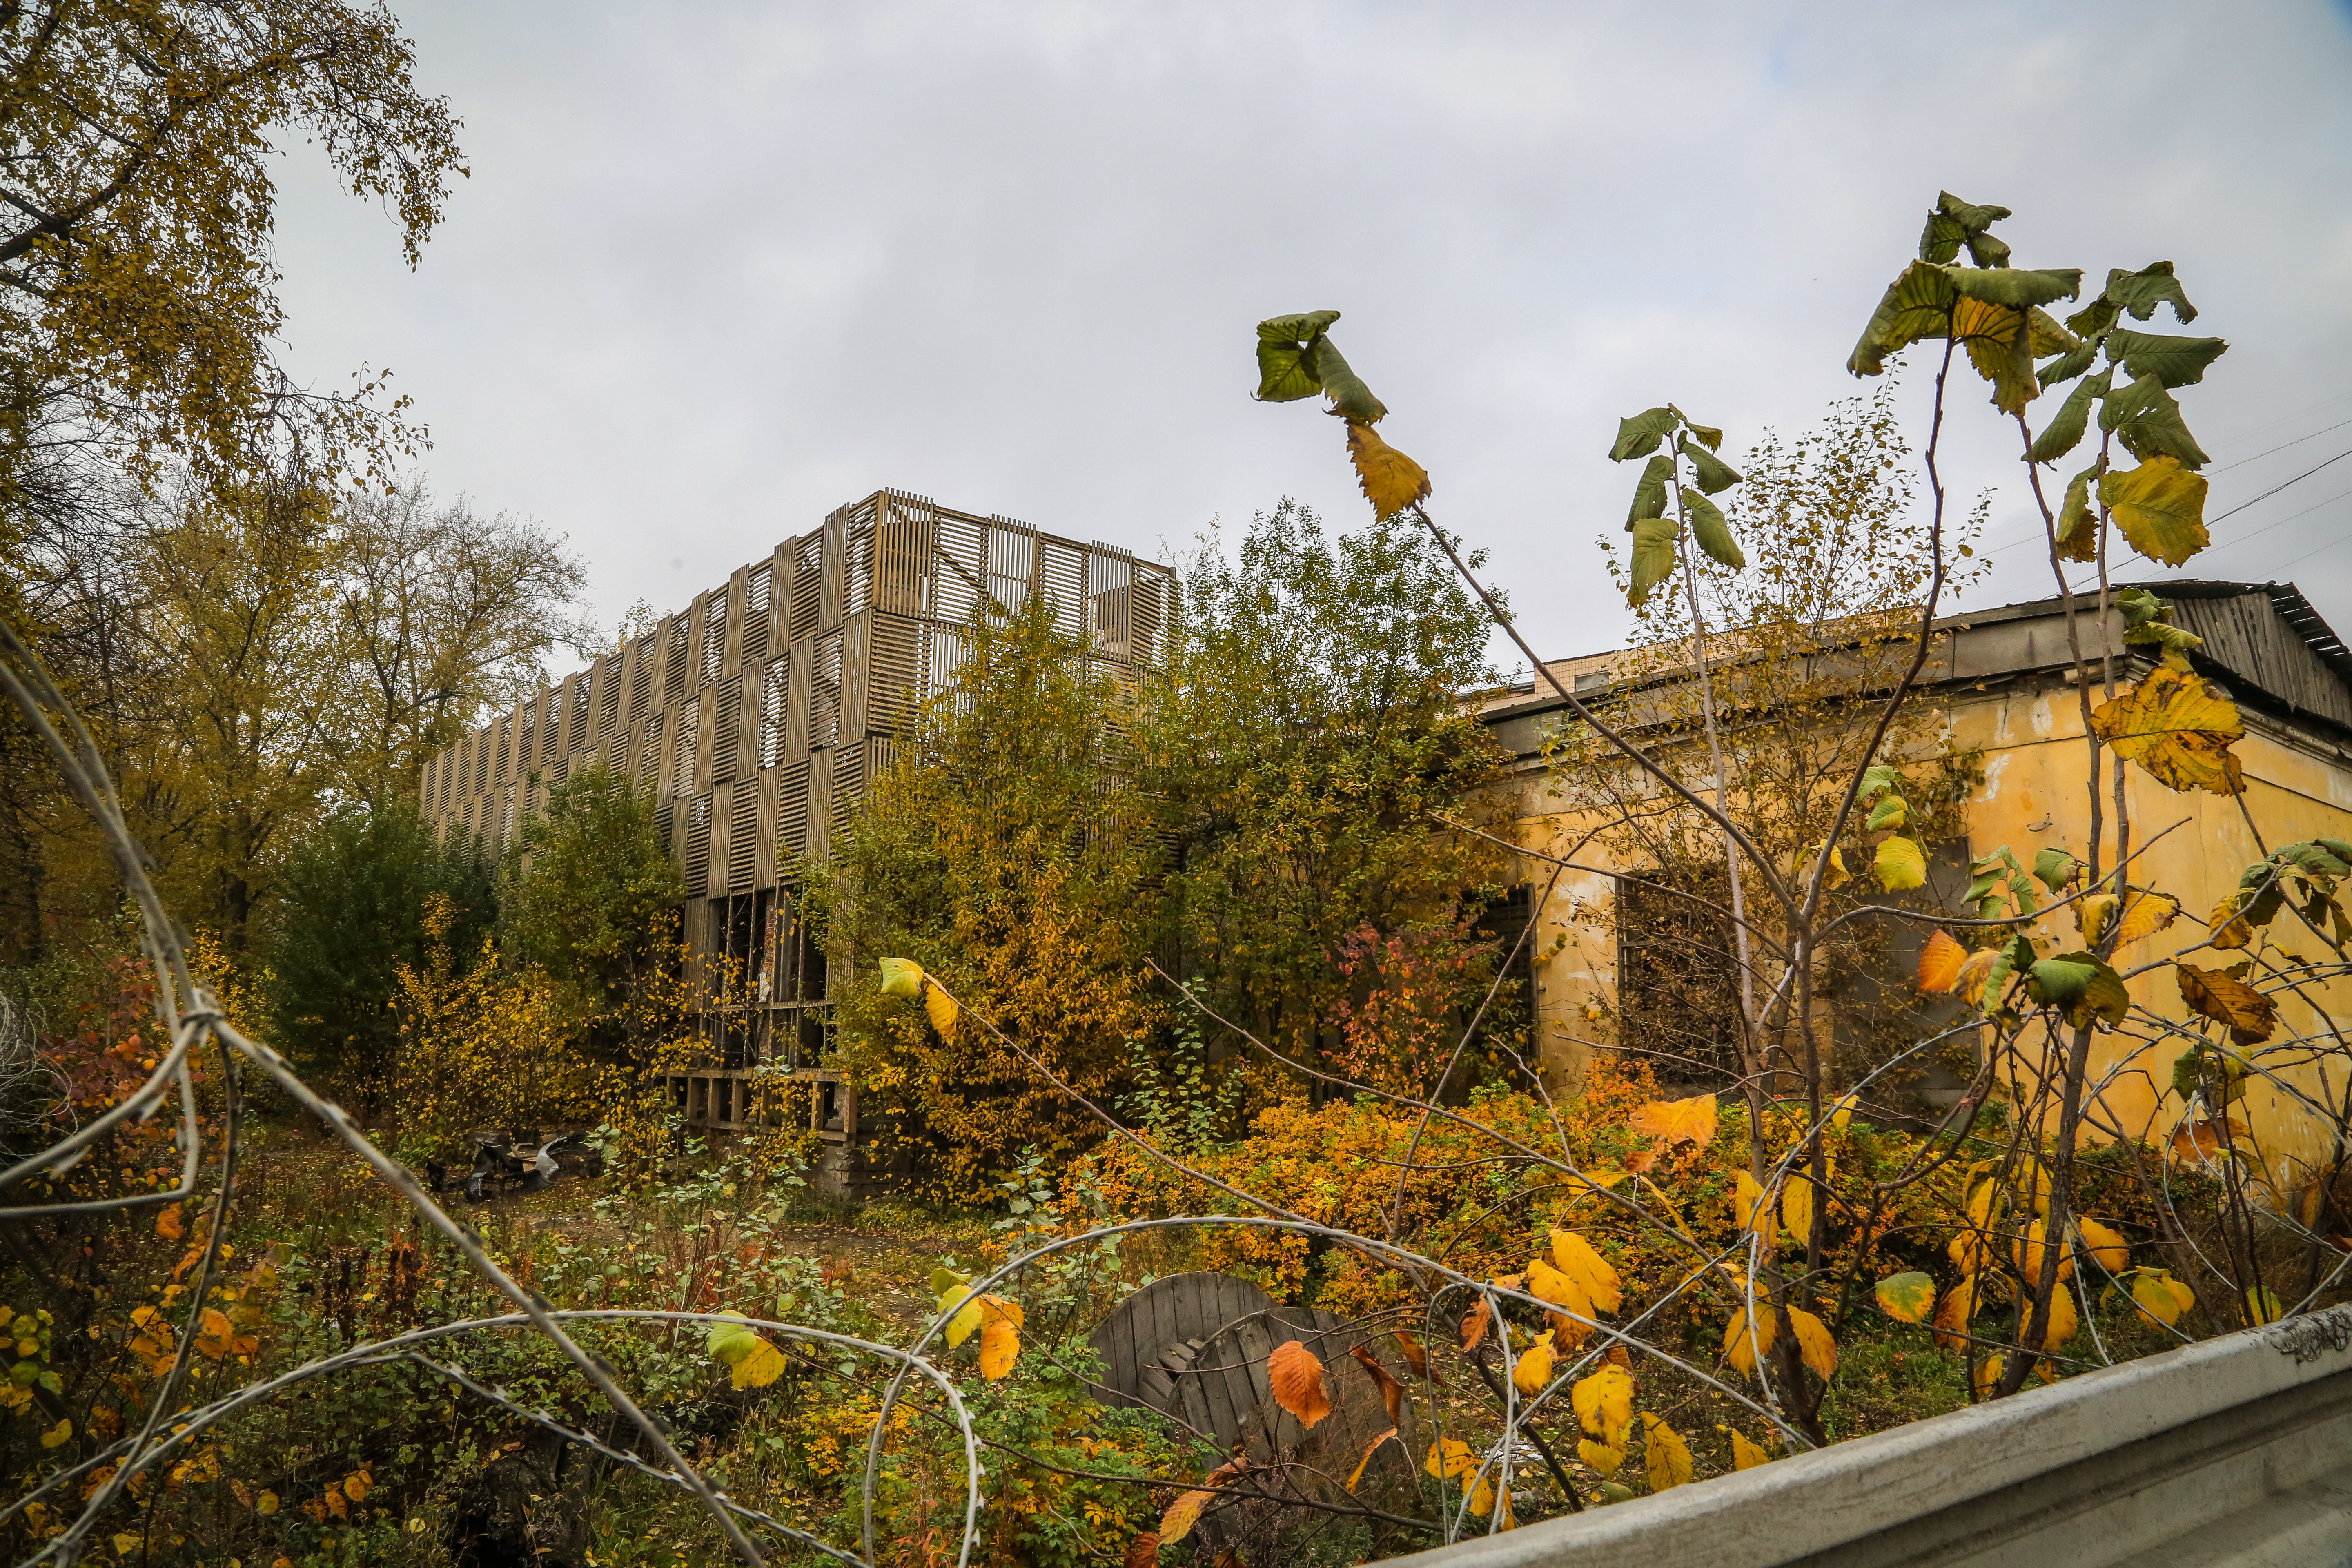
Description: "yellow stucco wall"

(1512, 679), (2352, 1178)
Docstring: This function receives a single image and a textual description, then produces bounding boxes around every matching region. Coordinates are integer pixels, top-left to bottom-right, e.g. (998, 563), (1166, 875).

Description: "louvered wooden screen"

(418, 488), (1172, 1013)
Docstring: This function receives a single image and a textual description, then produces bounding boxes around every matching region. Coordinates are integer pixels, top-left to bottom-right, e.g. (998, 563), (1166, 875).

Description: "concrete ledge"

(1387, 1306), (2352, 1568)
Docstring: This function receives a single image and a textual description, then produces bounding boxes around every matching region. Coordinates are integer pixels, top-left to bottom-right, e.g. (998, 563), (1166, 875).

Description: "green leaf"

(1965, 229), (2012, 269)
(2170, 1042), (2247, 1106)
(1917, 192), (2013, 263)
(1310, 337), (1387, 424)
(2066, 296), (2119, 339)
(1849, 260), (1958, 378)
(2027, 308), (2081, 358)
(2028, 368), (2111, 465)
(1683, 488), (1742, 568)
(707, 1311), (759, 1365)
(1258, 310), (1341, 343)
(2032, 848), (2080, 893)
(1683, 420), (1725, 451)
(2104, 261), (2197, 325)
(1866, 794), (1909, 833)
(1628, 516), (1680, 607)
(1679, 437), (1742, 494)
(929, 1265), (971, 1296)
(2116, 586), (2171, 630)
(2027, 952), (2128, 1023)
(2101, 377), (2210, 469)
(879, 957), (924, 998)
(1940, 265), (2084, 309)
(1626, 454), (1674, 525)
(2036, 330), (2106, 389)
(2100, 457), (2209, 566)
(1980, 933), (2034, 1010)
(1876, 835), (1927, 892)
(1858, 763), (1903, 800)
(2105, 328), (2227, 389)
(1609, 408), (1681, 462)
(1875, 1271), (1937, 1324)
(1253, 311), (1339, 403)
(2056, 460), (2102, 562)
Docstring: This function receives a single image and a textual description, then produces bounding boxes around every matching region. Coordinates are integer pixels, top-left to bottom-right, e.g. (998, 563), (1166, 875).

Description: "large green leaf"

(1679, 437), (1742, 494)
(1941, 265), (2083, 309)
(1254, 310), (1340, 402)
(2104, 328), (2228, 388)
(2029, 369), (2111, 465)
(1609, 407), (1681, 462)
(1849, 260), (1958, 377)
(2028, 308), (2080, 358)
(2101, 377), (2210, 469)
(1628, 516), (1681, 606)
(1683, 488), (1743, 568)
(1953, 298), (2038, 414)
(2036, 324), (2107, 388)
(1918, 192), (2013, 263)
(2028, 951), (2129, 1024)
(2101, 457), (2209, 566)
(1626, 453), (1674, 524)
(2105, 261), (2197, 324)
(2055, 461), (2101, 561)
(1310, 337), (1387, 423)
(2033, 848), (2080, 892)
(1966, 229), (2012, 269)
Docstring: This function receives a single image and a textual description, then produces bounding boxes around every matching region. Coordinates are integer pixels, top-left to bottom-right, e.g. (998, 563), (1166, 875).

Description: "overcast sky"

(271, 0), (2352, 671)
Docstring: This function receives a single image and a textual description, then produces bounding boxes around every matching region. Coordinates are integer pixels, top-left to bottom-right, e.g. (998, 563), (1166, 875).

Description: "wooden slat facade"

(419, 488), (1172, 1094)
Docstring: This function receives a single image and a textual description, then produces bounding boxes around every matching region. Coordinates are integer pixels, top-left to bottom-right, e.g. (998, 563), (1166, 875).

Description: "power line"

(2208, 446), (2352, 525)
(2210, 414), (2352, 475)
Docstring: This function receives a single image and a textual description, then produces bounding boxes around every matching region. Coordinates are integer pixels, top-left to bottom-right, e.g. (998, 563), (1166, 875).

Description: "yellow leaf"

(878, 957), (924, 997)
(1526, 1257), (1592, 1320)
(2038, 1283), (2078, 1349)
(1346, 419), (1432, 521)
(2100, 455), (2209, 567)
(1954, 947), (2002, 1006)
(40, 1418), (71, 1449)
(1973, 1354), (2005, 1400)
(1344, 1427), (1399, 1494)
(978, 1317), (1020, 1380)
(1722, 1304), (1775, 1377)
(2115, 890), (2181, 947)
(2209, 891), (2254, 950)
(1577, 1437), (1627, 1475)
(1875, 1271), (1936, 1324)
(1734, 1170), (1774, 1248)
(2131, 1268), (2191, 1327)
(1951, 296), (2037, 415)
(923, 981), (959, 1042)
(1933, 1276), (1982, 1354)
(2012, 1219), (2074, 1284)
(1780, 1174), (1815, 1246)
(1628, 1092), (1719, 1149)
(1570, 1365), (1634, 1448)
(1267, 1339), (1332, 1429)
(1730, 1430), (1773, 1470)
(1875, 834), (1927, 892)
(156, 1206), (184, 1241)
(1815, 842), (1851, 891)
(2076, 893), (2118, 945)
(1425, 1436), (1477, 1483)
(1548, 1229), (1623, 1314)
(1641, 1412), (1694, 1492)
(1508, 1329), (1557, 1398)
(1917, 930), (1968, 993)
(2076, 1217), (2130, 1275)
(2089, 666), (2245, 795)
(1789, 1307), (1838, 1381)
(941, 1295), (984, 1348)
(1160, 1458), (1247, 1546)
(343, 1470), (372, 1503)
(2175, 962), (2277, 1047)
(2245, 1285), (2284, 1326)
(256, 1490), (280, 1515)
(731, 1336), (788, 1390)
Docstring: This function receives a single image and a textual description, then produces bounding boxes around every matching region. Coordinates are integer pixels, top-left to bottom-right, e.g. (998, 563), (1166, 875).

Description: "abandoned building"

(419, 489), (1173, 1172)
(1490, 579), (2352, 1169)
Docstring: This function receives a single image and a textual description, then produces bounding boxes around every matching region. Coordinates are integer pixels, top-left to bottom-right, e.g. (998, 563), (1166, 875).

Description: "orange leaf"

(2171, 1116), (2246, 1167)
(978, 1317), (1019, 1380)
(1267, 1339), (1331, 1430)
(1126, 1531), (1160, 1568)
(1628, 1092), (1718, 1149)
(1917, 931), (1968, 993)
(1344, 1426), (1400, 1494)
(155, 1206), (183, 1241)
(1459, 1301), (1490, 1352)
(1160, 1459), (1247, 1546)
(1349, 1345), (1406, 1427)
(2176, 962), (2277, 1047)
(1392, 1331), (1431, 1380)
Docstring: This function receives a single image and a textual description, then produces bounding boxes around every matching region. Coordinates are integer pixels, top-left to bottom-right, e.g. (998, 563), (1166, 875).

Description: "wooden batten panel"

(840, 611), (871, 742)
(777, 759), (811, 860)
(811, 630), (843, 751)
(935, 511), (986, 626)
(788, 530), (823, 645)
(828, 737), (864, 840)
(1131, 566), (1170, 667)
(744, 558), (773, 667)
(694, 689), (715, 795)
(876, 491), (933, 618)
(713, 676), (742, 786)
(986, 518), (1036, 613)
(868, 611), (922, 734)
(1041, 536), (1086, 641)
(783, 640), (811, 766)
(755, 765), (779, 889)
(806, 748), (833, 862)
(820, 503), (849, 636)
(684, 793), (713, 895)
(724, 566), (749, 672)
(844, 503), (877, 623)
(728, 777), (757, 894)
